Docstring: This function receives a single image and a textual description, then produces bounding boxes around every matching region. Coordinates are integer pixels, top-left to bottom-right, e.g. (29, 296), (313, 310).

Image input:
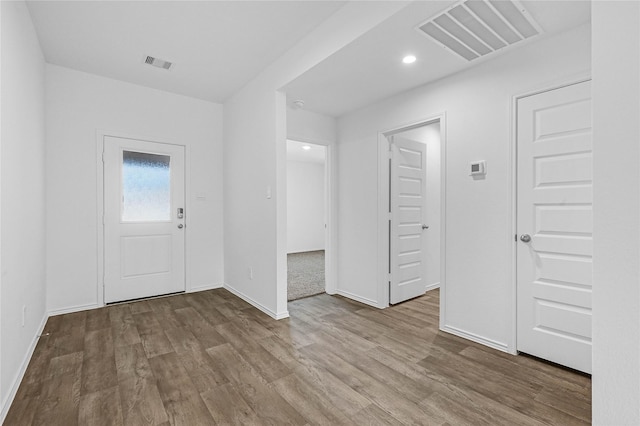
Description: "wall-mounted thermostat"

(470, 161), (486, 176)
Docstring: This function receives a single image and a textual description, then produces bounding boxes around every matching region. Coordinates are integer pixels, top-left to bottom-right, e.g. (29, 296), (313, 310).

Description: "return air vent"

(417, 0), (542, 61)
(144, 55), (172, 70)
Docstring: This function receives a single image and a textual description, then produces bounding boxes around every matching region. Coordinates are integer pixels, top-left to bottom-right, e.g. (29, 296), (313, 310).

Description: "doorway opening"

(286, 140), (328, 301)
(379, 116), (444, 309)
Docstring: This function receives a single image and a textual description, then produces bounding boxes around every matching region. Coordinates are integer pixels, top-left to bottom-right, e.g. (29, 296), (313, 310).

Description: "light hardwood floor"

(5, 288), (591, 425)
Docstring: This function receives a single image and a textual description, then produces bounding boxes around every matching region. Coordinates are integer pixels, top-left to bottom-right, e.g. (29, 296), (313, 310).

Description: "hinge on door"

(101, 152), (105, 163)
(515, 234), (518, 242)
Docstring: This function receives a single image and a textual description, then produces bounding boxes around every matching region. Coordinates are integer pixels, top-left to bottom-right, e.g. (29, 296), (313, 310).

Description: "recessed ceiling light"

(302, 145), (311, 151)
(402, 55), (417, 64)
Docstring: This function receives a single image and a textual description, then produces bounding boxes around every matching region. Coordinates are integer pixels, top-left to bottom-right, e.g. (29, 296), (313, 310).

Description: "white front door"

(516, 81), (592, 373)
(389, 136), (428, 304)
(103, 136), (186, 303)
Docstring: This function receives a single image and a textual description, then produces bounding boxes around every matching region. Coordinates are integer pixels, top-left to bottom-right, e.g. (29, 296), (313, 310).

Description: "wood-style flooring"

(5, 288), (591, 425)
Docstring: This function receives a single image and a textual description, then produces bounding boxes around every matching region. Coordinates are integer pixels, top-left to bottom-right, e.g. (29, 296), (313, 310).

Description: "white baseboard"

(336, 289), (385, 309)
(287, 248), (325, 254)
(1, 312), (48, 424)
(48, 284), (225, 316)
(425, 282), (440, 292)
(188, 282), (223, 293)
(223, 283), (289, 320)
(47, 302), (100, 317)
(441, 324), (509, 353)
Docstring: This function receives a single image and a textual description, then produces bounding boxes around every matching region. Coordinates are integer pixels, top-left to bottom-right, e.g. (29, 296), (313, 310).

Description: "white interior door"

(104, 136), (185, 303)
(389, 136), (428, 304)
(516, 81), (592, 373)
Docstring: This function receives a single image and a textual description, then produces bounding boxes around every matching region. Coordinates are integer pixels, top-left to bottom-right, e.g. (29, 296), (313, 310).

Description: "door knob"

(177, 224), (184, 229)
(520, 234), (531, 243)
(422, 224), (429, 230)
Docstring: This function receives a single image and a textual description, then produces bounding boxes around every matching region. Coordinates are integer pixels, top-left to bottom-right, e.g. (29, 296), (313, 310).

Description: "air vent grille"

(417, 0), (541, 61)
(144, 55), (172, 70)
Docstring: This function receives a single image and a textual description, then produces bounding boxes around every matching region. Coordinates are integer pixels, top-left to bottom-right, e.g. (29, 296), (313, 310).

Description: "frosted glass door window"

(122, 151), (171, 221)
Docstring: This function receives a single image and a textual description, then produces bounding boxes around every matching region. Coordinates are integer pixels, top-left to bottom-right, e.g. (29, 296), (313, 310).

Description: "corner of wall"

(0, 312), (47, 424)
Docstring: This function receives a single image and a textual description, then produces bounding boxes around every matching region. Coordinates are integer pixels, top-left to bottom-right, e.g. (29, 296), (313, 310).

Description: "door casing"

(377, 113), (446, 324)
(96, 130), (190, 307)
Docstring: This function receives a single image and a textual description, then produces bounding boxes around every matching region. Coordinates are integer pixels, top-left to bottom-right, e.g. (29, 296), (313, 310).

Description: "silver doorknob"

(177, 224), (184, 229)
(520, 234), (531, 243)
(422, 224), (429, 230)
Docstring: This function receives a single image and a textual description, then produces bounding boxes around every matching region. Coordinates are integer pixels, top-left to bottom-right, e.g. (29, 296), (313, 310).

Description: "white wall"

(592, 1), (640, 424)
(0, 1), (47, 418)
(45, 65), (224, 314)
(287, 108), (337, 146)
(396, 123), (441, 290)
(337, 24), (591, 350)
(223, 2), (408, 319)
(287, 160), (325, 253)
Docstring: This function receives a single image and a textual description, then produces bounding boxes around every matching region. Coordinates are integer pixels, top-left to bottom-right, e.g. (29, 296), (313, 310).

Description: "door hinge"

(515, 234), (518, 242)
(101, 152), (105, 163)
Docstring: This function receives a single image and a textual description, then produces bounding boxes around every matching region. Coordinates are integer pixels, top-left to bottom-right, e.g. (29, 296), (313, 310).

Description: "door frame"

(510, 74), (591, 354)
(377, 113), (447, 324)
(284, 138), (337, 297)
(96, 130), (190, 307)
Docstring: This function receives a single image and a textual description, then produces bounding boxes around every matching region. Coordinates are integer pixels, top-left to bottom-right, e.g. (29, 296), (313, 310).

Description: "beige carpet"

(287, 250), (325, 301)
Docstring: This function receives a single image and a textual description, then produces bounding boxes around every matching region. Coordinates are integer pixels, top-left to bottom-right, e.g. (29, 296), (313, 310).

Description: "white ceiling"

(287, 140), (326, 164)
(283, 0), (591, 117)
(25, 1), (590, 114)
(26, 0), (346, 103)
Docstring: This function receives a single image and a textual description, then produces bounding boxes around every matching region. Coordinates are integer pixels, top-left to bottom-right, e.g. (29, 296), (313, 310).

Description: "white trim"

(189, 282), (224, 293)
(377, 134), (390, 307)
(377, 113), (447, 317)
(438, 116), (448, 332)
(326, 143), (338, 295)
(223, 283), (290, 320)
(336, 289), (385, 309)
(441, 324), (510, 353)
(184, 143), (193, 293)
(287, 249), (325, 255)
(425, 282), (440, 292)
(96, 130), (105, 307)
(48, 303), (100, 317)
(96, 130), (189, 308)
(0, 313), (48, 424)
(509, 73), (591, 354)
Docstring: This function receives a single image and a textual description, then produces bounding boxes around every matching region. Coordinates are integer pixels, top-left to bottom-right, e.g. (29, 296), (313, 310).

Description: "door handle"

(422, 224), (429, 230)
(178, 224), (184, 229)
(520, 234), (531, 243)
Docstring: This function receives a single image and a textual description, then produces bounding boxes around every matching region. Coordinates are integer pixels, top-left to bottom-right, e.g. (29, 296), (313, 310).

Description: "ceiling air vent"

(144, 55), (172, 70)
(417, 0), (542, 61)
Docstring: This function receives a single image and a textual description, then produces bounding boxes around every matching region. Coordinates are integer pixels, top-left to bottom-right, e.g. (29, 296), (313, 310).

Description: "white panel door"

(517, 81), (592, 373)
(390, 136), (428, 304)
(104, 136), (185, 303)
